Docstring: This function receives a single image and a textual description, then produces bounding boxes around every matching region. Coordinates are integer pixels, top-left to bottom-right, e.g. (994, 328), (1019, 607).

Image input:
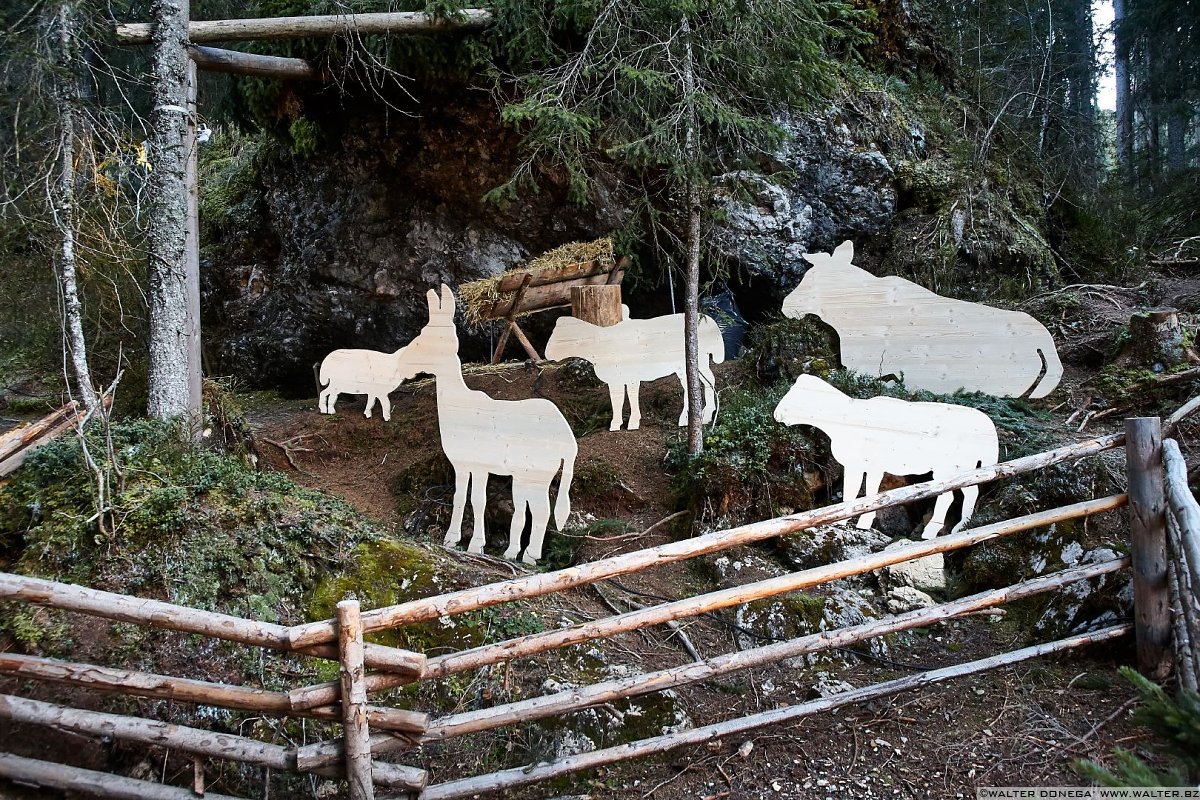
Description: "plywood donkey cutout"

(318, 344), (409, 421)
(774, 375), (999, 538)
(396, 285), (577, 565)
(782, 241), (1063, 398)
(545, 309), (725, 430)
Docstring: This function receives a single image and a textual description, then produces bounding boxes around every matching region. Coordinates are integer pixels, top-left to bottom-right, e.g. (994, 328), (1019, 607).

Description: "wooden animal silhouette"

(318, 346), (409, 421)
(396, 285), (576, 565)
(773, 374), (999, 538)
(782, 241), (1062, 398)
(544, 309), (725, 431)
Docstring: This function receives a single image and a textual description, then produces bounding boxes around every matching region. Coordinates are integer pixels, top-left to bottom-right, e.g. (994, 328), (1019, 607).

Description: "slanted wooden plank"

(0, 752), (245, 800)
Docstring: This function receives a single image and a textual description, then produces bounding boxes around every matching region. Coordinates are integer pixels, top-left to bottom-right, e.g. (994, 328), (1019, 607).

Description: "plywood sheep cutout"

(395, 285), (576, 565)
(318, 345), (409, 421)
(545, 309), (725, 431)
(782, 241), (1062, 398)
(773, 374), (999, 538)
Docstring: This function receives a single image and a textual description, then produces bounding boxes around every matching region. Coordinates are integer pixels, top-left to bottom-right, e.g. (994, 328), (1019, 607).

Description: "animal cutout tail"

(1029, 328), (1064, 399)
(553, 454), (574, 529)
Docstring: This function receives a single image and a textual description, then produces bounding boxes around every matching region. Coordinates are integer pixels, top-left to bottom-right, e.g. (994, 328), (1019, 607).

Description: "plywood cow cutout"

(783, 241), (1063, 398)
(774, 375), (999, 538)
(396, 285), (576, 565)
(318, 345), (409, 421)
(545, 309), (725, 430)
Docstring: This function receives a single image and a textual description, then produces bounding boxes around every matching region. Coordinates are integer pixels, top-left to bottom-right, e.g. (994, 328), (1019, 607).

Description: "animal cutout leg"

(364, 395), (377, 419)
(855, 469), (885, 529)
(700, 364), (718, 423)
(467, 472), (488, 554)
(378, 394), (392, 422)
(607, 383), (625, 431)
(922, 489), (956, 539)
(626, 383), (641, 430)
(445, 469), (470, 547)
(676, 371), (689, 426)
(949, 485), (980, 536)
(523, 482), (553, 566)
(504, 486), (529, 561)
(319, 389), (336, 415)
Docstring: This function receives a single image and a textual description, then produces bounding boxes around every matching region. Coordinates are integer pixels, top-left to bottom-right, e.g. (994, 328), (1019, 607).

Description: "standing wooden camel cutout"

(782, 241), (1063, 398)
(317, 345), (409, 421)
(544, 310), (725, 430)
(396, 285), (576, 565)
(773, 375), (999, 538)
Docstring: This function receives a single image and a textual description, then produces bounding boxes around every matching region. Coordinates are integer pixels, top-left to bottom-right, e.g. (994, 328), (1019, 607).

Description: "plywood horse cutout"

(773, 375), (999, 538)
(396, 285), (576, 565)
(317, 345), (409, 421)
(545, 309), (725, 430)
(782, 241), (1063, 398)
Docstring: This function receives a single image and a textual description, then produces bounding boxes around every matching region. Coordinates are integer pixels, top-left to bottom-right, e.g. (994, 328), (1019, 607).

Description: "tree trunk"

(1114, 0), (1133, 173)
(1168, 108), (1188, 172)
(53, 1), (97, 412)
(146, 0), (194, 420)
(681, 15), (703, 456)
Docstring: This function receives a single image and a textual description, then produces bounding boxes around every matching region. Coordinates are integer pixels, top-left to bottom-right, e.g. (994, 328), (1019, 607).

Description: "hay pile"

(459, 237), (615, 327)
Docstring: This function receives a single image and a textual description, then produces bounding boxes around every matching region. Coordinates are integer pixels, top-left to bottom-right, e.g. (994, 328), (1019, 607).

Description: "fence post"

(338, 599), (374, 800)
(1126, 417), (1171, 678)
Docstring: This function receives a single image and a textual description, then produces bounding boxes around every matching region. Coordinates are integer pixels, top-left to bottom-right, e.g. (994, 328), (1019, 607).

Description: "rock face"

(201, 91), (622, 390)
(711, 107), (916, 295)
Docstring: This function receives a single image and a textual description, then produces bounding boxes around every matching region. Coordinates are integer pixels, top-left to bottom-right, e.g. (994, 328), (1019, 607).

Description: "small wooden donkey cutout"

(395, 285), (577, 565)
(782, 240), (1063, 398)
(545, 310), (725, 431)
(317, 345), (409, 421)
(773, 375), (999, 538)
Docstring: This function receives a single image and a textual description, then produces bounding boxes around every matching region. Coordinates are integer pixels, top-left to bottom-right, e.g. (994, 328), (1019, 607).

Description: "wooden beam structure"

(1126, 417), (1171, 678)
(117, 9), (492, 45)
(189, 45), (324, 81)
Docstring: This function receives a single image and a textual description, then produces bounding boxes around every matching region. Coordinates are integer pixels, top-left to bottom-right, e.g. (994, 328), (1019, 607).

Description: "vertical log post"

(184, 55), (203, 418)
(571, 285), (623, 327)
(1126, 417), (1171, 678)
(337, 599), (374, 800)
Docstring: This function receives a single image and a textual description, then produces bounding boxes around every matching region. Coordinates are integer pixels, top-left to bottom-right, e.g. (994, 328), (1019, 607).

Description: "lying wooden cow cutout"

(773, 374), (999, 538)
(317, 345), (409, 421)
(397, 285), (576, 565)
(782, 240), (1063, 398)
(545, 308), (725, 431)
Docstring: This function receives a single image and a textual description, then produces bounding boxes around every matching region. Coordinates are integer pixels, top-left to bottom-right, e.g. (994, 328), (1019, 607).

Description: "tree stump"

(1126, 308), (1198, 369)
(571, 285), (622, 327)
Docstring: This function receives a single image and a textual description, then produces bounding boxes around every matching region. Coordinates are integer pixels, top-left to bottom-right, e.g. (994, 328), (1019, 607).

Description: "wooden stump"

(1126, 308), (1198, 368)
(571, 285), (622, 327)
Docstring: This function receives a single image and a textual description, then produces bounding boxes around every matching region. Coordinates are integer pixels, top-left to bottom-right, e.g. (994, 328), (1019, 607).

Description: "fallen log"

(416, 625), (1131, 800)
(0, 398), (98, 477)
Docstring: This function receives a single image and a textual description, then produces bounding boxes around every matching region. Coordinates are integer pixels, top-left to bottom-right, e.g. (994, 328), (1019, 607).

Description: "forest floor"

(5, 275), (1200, 798)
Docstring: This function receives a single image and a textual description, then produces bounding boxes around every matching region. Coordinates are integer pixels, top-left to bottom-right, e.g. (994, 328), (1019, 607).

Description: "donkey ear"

(426, 288), (440, 317)
(833, 240), (855, 264)
(439, 284), (456, 316)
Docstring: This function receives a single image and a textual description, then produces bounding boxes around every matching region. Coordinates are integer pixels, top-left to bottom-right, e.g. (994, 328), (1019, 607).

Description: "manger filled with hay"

(459, 238), (618, 328)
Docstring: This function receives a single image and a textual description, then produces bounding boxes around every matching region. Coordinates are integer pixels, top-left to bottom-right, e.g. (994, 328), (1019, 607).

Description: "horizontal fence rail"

(286, 432), (1125, 651)
(289, 493), (1128, 709)
(417, 625), (1133, 800)
(424, 557), (1129, 742)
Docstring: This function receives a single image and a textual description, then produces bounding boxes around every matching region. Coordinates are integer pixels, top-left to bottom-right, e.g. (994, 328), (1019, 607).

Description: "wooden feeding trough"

(459, 240), (628, 363)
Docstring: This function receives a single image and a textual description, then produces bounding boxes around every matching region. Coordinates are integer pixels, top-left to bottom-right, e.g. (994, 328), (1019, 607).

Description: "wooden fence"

(0, 415), (1195, 799)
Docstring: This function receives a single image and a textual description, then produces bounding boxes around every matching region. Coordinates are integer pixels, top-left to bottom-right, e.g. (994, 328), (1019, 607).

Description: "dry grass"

(459, 237), (615, 327)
